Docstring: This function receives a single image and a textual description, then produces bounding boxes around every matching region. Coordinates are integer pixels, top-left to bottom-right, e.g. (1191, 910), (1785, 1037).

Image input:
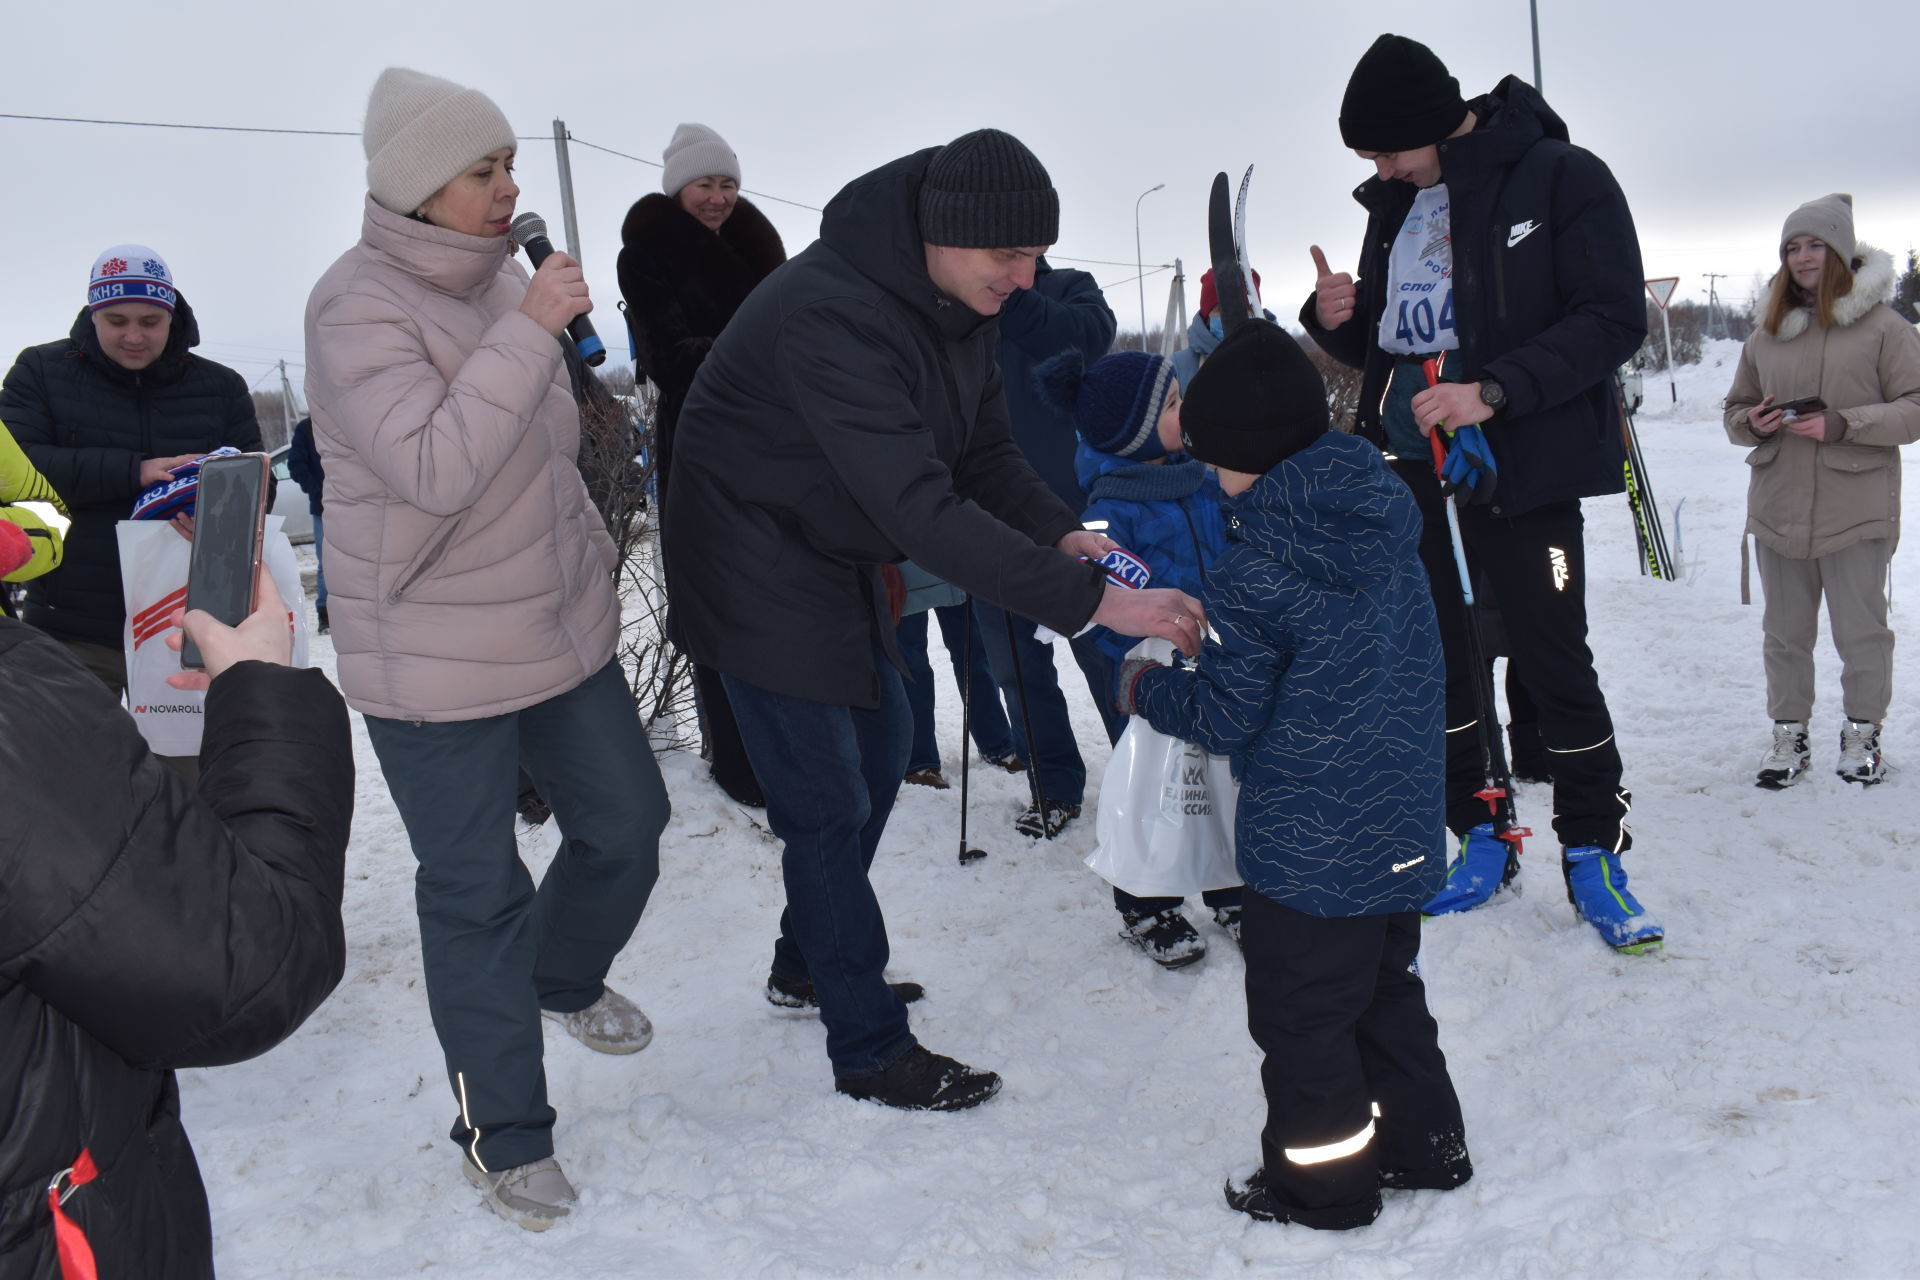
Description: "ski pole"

(1421, 358), (1530, 863)
(957, 598), (986, 866)
(999, 608), (1054, 837)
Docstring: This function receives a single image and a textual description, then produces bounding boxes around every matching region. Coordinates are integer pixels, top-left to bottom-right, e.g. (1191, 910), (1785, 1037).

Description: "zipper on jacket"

(388, 517), (465, 604)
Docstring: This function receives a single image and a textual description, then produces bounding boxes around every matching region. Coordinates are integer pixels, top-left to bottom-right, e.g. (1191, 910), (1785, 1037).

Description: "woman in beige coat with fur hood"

(1725, 193), (1920, 790)
(303, 68), (669, 1232)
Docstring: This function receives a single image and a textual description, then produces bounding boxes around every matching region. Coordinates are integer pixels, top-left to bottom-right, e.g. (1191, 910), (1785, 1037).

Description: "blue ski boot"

(1562, 846), (1663, 953)
(1423, 823), (1515, 915)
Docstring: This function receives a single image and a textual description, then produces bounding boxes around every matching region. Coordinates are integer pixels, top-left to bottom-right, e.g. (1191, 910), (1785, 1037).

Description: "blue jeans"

(898, 603), (1014, 773)
(722, 649), (916, 1078)
(364, 659), (669, 1170)
(972, 600), (1127, 806)
(310, 512), (328, 610)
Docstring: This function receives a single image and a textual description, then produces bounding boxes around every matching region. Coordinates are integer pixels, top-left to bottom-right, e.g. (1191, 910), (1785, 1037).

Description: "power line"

(567, 134), (823, 213)
(1055, 254), (1174, 269)
(0, 111), (548, 141)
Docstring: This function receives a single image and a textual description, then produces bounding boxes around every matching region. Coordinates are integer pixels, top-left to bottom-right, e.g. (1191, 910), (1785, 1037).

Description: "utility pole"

(276, 359), (297, 450)
(1704, 273), (1729, 340)
(1529, 0), (1543, 93)
(553, 119), (582, 261)
(1134, 183), (1165, 352)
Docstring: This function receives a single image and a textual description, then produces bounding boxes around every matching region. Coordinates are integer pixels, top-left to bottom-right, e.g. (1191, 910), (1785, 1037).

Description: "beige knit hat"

(363, 68), (517, 216)
(1780, 193), (1857, 265)
(661, 123), (740, 197)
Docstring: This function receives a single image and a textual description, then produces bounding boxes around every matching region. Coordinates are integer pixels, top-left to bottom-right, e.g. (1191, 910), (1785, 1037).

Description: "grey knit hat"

(917, 129), (1059, 248)
(1781, 193), (1857, 264)
(363, 68), (517, 216)
(662, 123), (741, 197)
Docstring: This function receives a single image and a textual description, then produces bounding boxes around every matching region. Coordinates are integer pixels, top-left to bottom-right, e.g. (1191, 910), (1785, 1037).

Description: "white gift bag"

(1085, 639), (1241, 899)
(118, 515), (308, 756)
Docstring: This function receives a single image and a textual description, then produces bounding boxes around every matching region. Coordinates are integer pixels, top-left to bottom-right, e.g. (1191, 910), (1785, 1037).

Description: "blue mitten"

(1440, 425), (1498, 506)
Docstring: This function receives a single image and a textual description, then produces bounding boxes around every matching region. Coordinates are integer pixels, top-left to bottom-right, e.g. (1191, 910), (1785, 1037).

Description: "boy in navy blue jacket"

(1117, 320), (1471, 1230)
(1036, 348), (1244, 967)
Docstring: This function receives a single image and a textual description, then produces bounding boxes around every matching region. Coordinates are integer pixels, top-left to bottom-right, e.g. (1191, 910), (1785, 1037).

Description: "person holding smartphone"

(1, 570), (353, 1278)
(303, 67), (670, 1231)
(1725, 194), (1920, 788)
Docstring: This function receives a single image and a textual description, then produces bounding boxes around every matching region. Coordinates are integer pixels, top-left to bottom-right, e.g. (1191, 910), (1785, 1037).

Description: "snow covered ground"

(185, 341), (1920, 1277)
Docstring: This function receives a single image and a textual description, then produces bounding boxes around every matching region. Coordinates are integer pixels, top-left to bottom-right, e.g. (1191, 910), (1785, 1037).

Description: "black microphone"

(507, 212), (606, 366)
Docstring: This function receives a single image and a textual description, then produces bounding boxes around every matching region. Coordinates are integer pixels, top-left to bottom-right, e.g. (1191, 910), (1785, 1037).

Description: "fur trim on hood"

(1754, 243), (1895, 340)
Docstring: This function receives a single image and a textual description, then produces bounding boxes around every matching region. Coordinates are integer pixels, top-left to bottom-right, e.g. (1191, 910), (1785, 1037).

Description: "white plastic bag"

(1085, 640), (1240, 899)
(118, 515), (308, 756)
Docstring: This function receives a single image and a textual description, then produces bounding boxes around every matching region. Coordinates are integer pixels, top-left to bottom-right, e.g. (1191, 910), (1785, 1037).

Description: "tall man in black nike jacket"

(1303, 34), (1663, 953)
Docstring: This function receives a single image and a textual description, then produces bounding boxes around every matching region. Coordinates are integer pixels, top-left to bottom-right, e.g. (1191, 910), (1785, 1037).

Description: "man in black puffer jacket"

(0, 245), (262, 694)
(1304, 35), (1661, 953)
(667, 129), (1203, 1111)
(0, 577), (353, 1278)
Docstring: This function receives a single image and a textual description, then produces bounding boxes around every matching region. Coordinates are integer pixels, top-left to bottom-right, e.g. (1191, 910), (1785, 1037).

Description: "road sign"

(1645, 277), (1680, 310)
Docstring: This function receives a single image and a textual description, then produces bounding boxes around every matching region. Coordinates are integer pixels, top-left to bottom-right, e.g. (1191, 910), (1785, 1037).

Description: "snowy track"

(187, 344), (1920, 1277)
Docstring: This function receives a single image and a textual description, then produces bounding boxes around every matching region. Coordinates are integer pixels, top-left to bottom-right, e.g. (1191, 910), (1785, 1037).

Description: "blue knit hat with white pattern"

(1034, 349), (1177, 461)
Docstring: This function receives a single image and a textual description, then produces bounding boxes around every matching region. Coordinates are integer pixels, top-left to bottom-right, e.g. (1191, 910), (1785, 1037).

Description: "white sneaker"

(464, 1155), (576, 1231)
(541, 986), (653, 1054)
(1755, 721), (1810, 790)
(1837, 720), (1886, 786)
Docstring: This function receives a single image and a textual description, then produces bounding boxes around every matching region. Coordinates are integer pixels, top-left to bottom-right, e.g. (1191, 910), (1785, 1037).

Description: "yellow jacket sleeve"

(0, 503), (62, 581)
(1, 417), (68, 514)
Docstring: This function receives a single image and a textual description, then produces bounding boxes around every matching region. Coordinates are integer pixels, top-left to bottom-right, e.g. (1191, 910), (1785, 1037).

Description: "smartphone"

(1775, 396), (1827, 418)
(180, 452), (270, 671)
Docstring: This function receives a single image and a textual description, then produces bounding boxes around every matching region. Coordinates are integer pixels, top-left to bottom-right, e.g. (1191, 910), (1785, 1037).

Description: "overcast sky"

(4, 0), (1916, 404)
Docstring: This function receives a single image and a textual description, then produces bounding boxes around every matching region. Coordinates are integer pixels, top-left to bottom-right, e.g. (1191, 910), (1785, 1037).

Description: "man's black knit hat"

(1180, 321), (1329, 476)
(1339, 34), (1467, 152)
(917, 128), (1060, 248)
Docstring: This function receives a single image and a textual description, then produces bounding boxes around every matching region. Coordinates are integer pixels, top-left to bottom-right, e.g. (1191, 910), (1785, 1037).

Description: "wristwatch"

(1478, 379), (1508, 413)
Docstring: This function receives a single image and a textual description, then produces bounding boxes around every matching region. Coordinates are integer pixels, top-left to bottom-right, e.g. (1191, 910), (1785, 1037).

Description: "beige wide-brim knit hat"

(364, 68), (517, 216)
(662, 123), (740, 197)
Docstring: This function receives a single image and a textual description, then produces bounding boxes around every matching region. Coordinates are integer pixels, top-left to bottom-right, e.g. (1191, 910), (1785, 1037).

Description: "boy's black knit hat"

(1179, 321), (1329, 476)
(1339, 34), (1466, 152)
(917, 128), (1060, 248)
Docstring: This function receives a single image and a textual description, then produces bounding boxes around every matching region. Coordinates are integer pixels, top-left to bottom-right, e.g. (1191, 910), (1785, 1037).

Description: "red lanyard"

(47, 1148), (100, 1280)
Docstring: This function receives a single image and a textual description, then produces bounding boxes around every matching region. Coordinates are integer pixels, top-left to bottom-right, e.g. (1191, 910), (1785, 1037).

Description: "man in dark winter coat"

(0, 245), (263, 694)
(617, 122), (787, 809)
(286, 417), (328, 632)
(976, 256), (1122, 837)
(666, 128), (1203, 1110)
(1304, 34), (1661, 951)
(0, 576), (353, 1278)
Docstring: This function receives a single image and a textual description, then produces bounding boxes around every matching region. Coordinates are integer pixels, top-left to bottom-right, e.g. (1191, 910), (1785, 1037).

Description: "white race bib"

(1377, 184), (1459, 356)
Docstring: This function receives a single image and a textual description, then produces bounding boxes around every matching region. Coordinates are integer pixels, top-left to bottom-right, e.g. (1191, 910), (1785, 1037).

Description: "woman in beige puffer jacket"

(302, 68), (669, 1232)
(1725, 193), (1920, 789)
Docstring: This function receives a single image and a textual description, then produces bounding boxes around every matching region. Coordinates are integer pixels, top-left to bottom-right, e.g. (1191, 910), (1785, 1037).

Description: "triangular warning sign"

(1645, 277), (1680, 310)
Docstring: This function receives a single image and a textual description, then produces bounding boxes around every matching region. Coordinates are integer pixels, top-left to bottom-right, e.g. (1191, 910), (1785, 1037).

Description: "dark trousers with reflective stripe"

(1393, 460), (1629, 851)
(366, 659), (669, 1171)
(1242, 891), (1469, 1229)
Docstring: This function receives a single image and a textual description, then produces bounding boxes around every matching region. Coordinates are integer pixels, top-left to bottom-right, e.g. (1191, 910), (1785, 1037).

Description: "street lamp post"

(1134, 183), (1165, 352)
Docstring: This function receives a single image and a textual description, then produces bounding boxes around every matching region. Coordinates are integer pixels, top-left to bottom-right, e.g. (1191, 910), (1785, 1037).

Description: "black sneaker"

(1224, 1169), (1290, 1222)
(1120, 909), (1207, 969)
(1212, 905), (1243, 950)
(766, 972), (925, 1012)
(1225, 1168), (1382, 1231)
(835, 1045), (1001, 1112)
(1013, 800), (1080, 839)
(315, 604), (330, 635)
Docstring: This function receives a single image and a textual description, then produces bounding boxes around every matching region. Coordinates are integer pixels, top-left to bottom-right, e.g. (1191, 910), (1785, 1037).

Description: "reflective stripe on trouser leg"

(1284, 1118), (1377, 1166)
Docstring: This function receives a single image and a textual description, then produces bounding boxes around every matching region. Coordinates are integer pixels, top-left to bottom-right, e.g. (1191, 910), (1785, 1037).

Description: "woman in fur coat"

(1725, 194), (1920, 789)
(617, 123), (785, 807)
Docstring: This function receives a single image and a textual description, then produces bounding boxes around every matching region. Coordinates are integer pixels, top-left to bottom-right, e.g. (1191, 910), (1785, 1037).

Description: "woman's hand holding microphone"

(520, 251), (593, 338)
